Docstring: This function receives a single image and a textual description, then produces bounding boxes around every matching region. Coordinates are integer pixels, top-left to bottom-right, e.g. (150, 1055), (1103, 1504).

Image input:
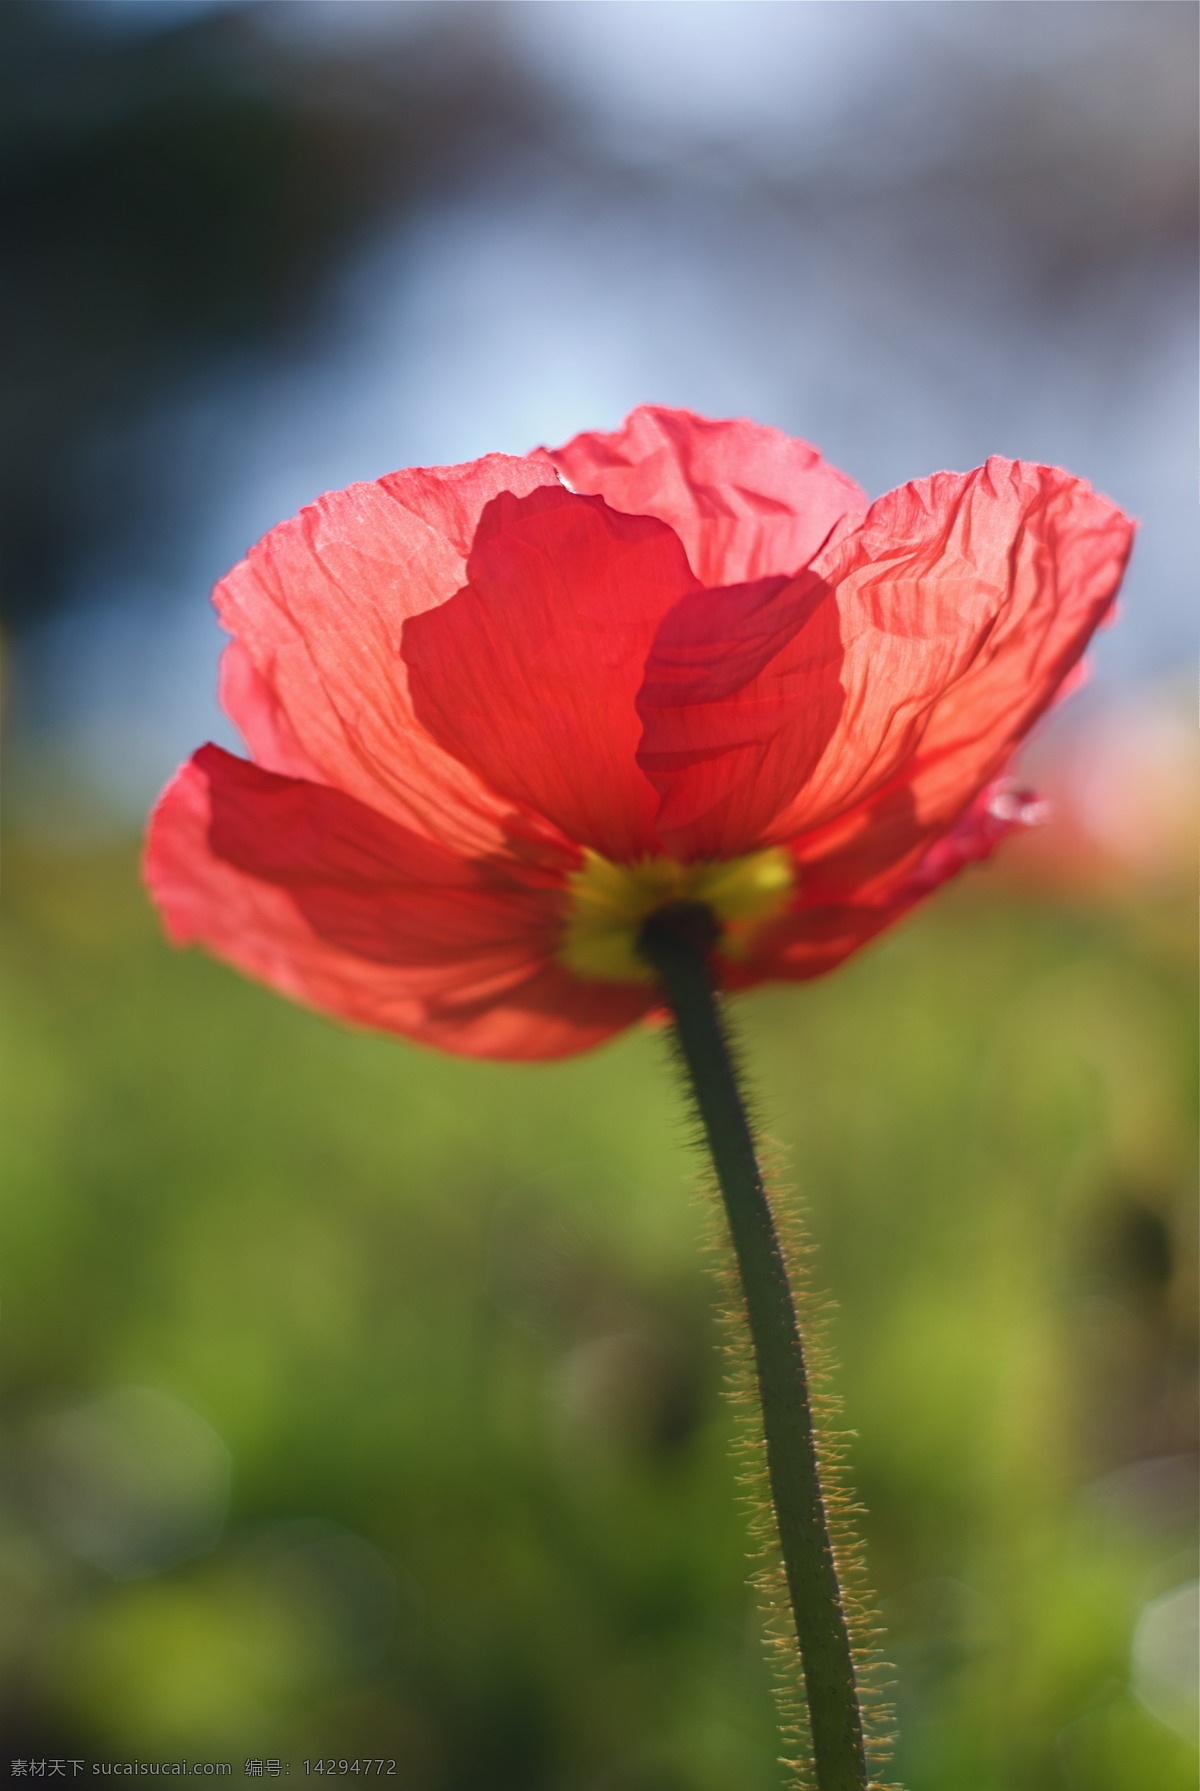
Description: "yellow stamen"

(560, 846), (796, 984)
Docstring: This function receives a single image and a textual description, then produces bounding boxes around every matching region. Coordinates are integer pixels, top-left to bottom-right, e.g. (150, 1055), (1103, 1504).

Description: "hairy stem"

(640, 902), (869, 1791)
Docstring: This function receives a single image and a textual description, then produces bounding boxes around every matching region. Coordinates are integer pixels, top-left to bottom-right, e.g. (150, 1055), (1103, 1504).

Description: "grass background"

(1, 838), (1194, 1788)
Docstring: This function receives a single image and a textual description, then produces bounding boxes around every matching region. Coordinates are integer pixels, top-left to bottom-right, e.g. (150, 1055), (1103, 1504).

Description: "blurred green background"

(2, 838), (1194, 1787)
(3, 2), (1196, 1782)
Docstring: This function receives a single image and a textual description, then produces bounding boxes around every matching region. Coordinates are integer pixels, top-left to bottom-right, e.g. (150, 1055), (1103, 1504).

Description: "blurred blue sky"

(16, 0), (1197, 829)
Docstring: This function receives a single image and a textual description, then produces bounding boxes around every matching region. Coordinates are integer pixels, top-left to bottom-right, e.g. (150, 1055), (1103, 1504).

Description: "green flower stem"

(640, 903), (869, 1791)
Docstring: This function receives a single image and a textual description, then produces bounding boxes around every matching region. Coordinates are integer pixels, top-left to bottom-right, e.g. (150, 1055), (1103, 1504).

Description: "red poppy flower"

(145, 407), (1133, 1060)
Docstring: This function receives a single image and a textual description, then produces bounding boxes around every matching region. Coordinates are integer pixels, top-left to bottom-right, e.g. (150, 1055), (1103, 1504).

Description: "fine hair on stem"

(645, 910), (896, 1789)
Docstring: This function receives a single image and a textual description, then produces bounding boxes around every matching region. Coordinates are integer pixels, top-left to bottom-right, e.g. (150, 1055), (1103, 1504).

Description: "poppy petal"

(419, 961), (655, 1061)
(549, 405), (868, 586)
(219, 640), (325, 781)
(867, 463), (1132, 840)
(213, 452), (563, 856)
(730, 778), (1037, 988)
(145, 748), (649, 1060)
(636, 569), (846, 859)
(403, 485), (701, 863)
(642, 457), (1131, 863)
(767, 458), (1133, 843)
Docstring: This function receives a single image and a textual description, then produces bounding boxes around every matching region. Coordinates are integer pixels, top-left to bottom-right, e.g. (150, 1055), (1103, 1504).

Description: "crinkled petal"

(549, 405), (868, 586)
(219, 640), (325, 781)
(213, 452), (564, 856)
(403, 485), (701, 863)
(865, 464), (1131, 838)
(725, 777), (1038, 989)
(782, 774), (1043, 916)
(768, 457), (1133, 842)
(636, 569), (845, 858)
(144, 748), (650, 1060)
(643, 457), (1131, 862)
